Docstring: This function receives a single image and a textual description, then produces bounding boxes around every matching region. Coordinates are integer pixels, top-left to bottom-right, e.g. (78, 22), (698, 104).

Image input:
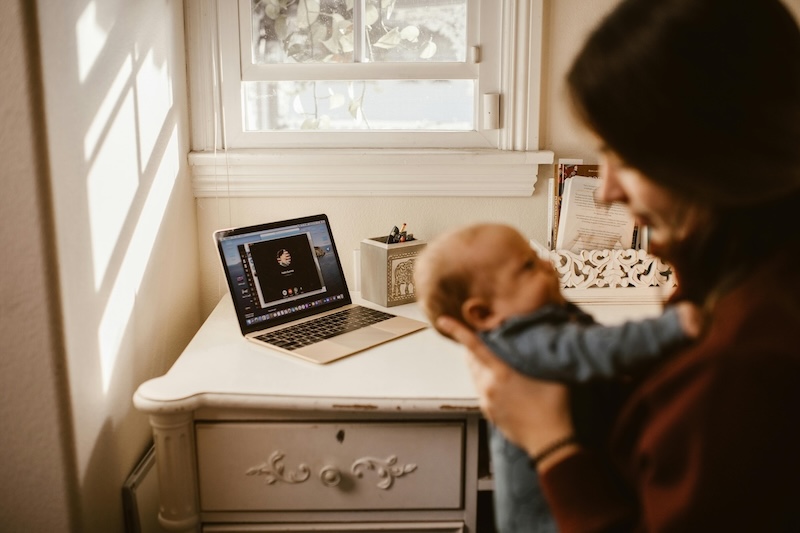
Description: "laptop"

(214, 214), (427, 364)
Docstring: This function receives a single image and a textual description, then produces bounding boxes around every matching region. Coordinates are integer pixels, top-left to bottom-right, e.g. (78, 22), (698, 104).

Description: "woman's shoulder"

(714, 246), (800, 344)
(636, 249), (800, 402)
(618, 283), (800, 464)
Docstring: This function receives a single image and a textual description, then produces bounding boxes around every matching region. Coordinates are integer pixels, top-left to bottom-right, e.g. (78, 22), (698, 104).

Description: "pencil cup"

(360, 237), (426, 307)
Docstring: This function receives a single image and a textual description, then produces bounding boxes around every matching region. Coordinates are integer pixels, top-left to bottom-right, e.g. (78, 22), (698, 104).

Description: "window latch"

(471, 45), (482, 64)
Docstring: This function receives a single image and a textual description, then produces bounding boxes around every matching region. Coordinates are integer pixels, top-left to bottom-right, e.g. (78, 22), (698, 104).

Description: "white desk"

(134, 291), (662, 533)
(134, 294), (483, 533)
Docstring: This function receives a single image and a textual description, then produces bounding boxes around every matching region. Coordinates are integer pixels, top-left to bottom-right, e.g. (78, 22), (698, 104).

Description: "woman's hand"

(437, 315), (577, 465)
(674, 301), (706, 339)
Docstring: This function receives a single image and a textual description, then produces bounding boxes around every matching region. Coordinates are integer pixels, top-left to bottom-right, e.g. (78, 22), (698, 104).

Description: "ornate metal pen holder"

(360, 237), (426, 307)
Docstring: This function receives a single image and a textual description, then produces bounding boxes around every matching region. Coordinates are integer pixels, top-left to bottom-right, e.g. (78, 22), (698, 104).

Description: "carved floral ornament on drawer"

(352, 455), (418, 489)
(246, 450), (418, 490)
(246, 451), (311, 485)
(544, 248), (677, 289)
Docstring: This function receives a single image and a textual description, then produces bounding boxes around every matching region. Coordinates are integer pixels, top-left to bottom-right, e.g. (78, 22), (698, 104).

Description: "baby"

(414, 223), (700, 533)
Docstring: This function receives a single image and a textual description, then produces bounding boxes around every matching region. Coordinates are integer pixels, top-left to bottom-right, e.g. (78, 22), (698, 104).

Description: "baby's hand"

(674, 301), (705, 339)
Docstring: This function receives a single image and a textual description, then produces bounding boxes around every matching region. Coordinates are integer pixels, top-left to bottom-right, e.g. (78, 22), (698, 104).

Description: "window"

(185, 0), (553, 196)
(241, 0), (475, 134)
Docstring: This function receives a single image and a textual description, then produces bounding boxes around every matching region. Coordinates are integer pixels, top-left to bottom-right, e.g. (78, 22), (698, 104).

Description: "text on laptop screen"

(217, 217), (349, 331)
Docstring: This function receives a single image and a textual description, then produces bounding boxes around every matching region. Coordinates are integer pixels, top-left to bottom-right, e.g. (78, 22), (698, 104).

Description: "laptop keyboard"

(255, 306), (395, 351)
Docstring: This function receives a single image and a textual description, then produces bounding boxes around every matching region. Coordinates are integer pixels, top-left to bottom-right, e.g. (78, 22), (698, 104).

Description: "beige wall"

(2, 0), (201, 531)
(37, 0), (201, 528)
(0, 2), (79, 531)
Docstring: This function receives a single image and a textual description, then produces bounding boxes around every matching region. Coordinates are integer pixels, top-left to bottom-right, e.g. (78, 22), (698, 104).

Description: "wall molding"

(190, 148), (554, 197)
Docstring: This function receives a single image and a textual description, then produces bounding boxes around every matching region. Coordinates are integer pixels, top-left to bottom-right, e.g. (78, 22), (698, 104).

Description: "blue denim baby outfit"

(479, 303), (687, 533)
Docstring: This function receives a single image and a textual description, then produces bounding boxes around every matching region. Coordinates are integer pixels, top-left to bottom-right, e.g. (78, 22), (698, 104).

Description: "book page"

(555, 175), (636, 252)
(546, 178), (554, 249)
(552, 160), (597, 251)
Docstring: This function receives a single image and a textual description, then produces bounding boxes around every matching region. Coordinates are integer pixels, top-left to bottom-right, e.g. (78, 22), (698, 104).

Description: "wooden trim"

(189, 148), (554, 197)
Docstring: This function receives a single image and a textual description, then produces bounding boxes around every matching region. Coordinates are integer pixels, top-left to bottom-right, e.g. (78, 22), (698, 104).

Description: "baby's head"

(414, 223), (563, 338)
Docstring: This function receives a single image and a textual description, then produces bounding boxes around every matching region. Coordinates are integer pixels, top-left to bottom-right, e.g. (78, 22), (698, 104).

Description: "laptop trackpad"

(333, 328), (395, 349)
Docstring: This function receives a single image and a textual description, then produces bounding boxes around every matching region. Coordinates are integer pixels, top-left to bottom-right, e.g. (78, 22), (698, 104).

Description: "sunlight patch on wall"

(136, 47), (173, 171)
(85, 56), (133, 162)
(98, 126), (181, 393)
(87, 66), (139, 291)
(77, 2), (109, 83)
(99, 266), (135, 395)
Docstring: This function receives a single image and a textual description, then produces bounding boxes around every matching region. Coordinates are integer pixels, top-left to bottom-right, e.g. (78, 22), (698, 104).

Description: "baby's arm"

(480, 302), (700, 383)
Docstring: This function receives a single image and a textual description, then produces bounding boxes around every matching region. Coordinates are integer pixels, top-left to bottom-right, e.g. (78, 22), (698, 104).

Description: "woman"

(438, 0), (800, 530)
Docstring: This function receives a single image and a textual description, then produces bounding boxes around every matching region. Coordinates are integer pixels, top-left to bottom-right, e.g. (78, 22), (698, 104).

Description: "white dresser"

(134, 293), (485, 533)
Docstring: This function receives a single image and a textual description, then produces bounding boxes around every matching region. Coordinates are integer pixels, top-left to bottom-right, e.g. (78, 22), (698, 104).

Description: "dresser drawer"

(196, 421), (464, 512)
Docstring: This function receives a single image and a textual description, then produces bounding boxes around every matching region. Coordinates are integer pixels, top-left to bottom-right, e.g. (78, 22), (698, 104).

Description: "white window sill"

(189, 148), (554, 197)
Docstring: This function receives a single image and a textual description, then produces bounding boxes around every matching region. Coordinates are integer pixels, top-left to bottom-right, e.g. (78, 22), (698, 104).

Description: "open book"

(550, 161), (600, 249)
(555, 175), (637, 252)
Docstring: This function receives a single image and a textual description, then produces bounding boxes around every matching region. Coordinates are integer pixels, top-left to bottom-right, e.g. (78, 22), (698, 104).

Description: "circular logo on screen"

(276, 249), (292, 267)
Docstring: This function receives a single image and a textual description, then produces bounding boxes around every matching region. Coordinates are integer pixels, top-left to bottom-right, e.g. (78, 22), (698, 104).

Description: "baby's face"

(482, 230), (563, 325)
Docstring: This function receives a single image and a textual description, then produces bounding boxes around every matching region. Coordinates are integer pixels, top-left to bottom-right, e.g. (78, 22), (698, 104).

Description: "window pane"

(250, 0), (467, 64)
(367, 0), (467, 63)
(251, 0), (354, 64)
(243, 80), (474, 131)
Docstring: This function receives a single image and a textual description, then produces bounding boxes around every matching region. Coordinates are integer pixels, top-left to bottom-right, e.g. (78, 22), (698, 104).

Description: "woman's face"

(595, 149), (708, 252)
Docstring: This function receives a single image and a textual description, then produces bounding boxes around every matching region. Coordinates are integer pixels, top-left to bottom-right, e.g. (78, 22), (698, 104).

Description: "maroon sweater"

(541, 249), (800, 532)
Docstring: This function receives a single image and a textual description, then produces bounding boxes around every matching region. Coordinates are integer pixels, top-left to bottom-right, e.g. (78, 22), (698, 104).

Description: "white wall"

(0, 0), (201, 530)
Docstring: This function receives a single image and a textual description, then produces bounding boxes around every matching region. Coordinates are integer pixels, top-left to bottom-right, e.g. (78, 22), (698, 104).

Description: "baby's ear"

(461, 297), (494, 331)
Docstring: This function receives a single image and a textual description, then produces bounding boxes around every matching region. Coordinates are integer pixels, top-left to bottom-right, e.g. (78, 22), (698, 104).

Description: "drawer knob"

(319, 466), (342, 487)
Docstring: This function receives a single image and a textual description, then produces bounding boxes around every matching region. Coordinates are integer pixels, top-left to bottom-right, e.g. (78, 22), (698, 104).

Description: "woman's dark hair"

(567, 0), (800, 304)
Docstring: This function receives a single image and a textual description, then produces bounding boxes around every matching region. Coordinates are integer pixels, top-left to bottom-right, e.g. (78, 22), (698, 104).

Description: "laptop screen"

(215, 214), (351, 335)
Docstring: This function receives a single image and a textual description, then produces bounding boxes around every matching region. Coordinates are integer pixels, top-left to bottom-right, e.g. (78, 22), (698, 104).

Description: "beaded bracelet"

(528, 435), (579, 468)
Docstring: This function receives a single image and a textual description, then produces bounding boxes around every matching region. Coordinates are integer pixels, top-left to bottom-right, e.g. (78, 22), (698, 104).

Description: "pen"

(386, 226), (400, 244)
(396, 223), (408, 242)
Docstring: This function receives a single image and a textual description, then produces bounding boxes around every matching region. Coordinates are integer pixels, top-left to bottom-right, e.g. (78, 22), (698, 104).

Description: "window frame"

(228, 0), (488, 149)
(184, 0), (553, 197)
